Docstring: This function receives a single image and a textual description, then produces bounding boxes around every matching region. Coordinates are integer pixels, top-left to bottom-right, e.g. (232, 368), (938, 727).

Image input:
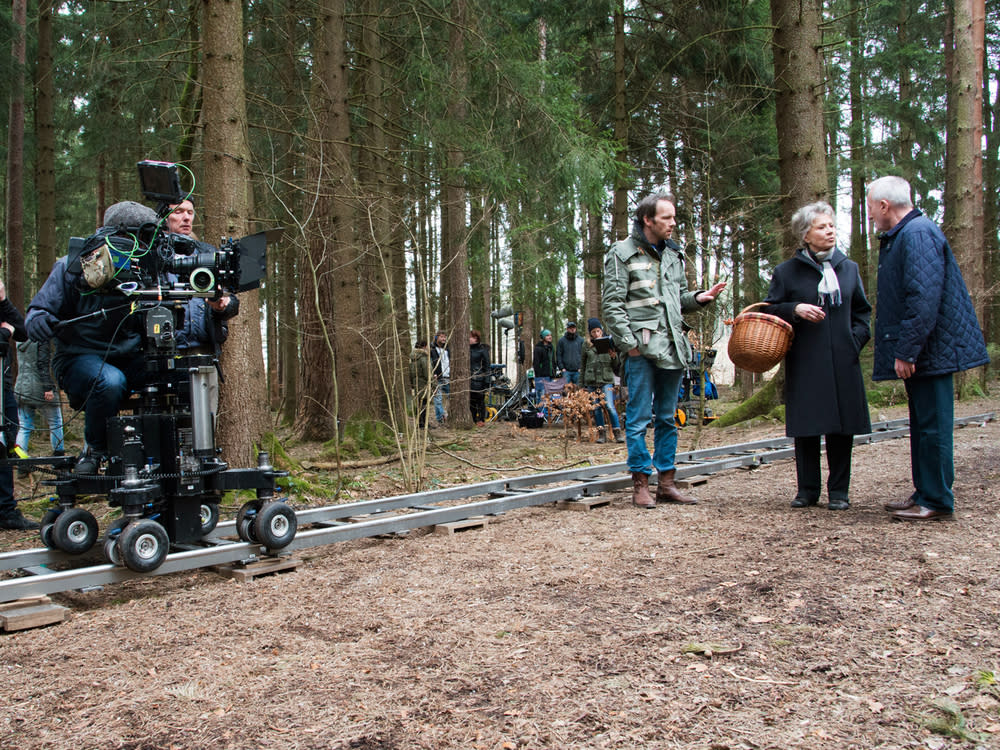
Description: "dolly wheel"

(52, 508), (99, 555)
(254, 502), (297, 549)
(199, 503), (220, 536)
(118, 519), (169, 573)
(236, 500), (263, 543)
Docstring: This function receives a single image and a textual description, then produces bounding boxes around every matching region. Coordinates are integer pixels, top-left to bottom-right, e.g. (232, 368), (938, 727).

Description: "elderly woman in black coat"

(763, 201), (872, 511)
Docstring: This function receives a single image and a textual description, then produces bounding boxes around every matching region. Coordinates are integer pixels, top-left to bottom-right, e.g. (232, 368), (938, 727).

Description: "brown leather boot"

(596, 428), (607, 444)
(631, 472), (655, 508)
(613, 428), (624, 443)
(655, 469), (698, 504)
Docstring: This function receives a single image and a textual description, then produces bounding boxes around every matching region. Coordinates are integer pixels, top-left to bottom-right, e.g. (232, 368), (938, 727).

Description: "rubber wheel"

(52, 508), (99, 555)
(253, 502), (297, 549)
(117, 519), (169, 573)
(199, 503), (220, 536)
(102, 519), (128, 566)
(39, 508), (60, 549)
(235, 500), (263, 543)
(40, 523), (56, 549)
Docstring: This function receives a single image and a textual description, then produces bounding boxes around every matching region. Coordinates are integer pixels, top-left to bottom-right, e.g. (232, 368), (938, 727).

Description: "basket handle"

(738, 302), (770, 315)
(724, 301), (770, 325)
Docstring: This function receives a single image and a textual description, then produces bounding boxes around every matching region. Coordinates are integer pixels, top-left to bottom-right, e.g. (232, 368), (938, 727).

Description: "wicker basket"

(726, 303), (794, 373)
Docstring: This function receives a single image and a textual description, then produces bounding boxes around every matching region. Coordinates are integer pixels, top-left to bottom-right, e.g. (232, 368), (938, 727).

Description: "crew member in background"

(409, 339), (433, 429)
(532, 329), (556, 403)
(603, 193), (725, 508)
(557, 321), (583, 385)
(430, 331), (450, 426)
(580, 318), (623, 444)
(469, 330), (491, 426)
(0, 278), (37, 530)
(14, 339), (65, 458)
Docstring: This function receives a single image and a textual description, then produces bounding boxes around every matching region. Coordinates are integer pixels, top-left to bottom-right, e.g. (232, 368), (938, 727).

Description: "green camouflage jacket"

(601, 228), (703, 370)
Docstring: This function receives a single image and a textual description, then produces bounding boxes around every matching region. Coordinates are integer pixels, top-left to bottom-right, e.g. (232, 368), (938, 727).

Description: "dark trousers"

(794, 433), (854, 501)
(904, 374), (955, 512)
(470, 390), (486, 423)
(0, 378), (18, 515)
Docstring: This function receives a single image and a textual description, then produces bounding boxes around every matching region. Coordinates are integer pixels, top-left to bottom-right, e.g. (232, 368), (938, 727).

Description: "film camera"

(8, 161), (295, 573)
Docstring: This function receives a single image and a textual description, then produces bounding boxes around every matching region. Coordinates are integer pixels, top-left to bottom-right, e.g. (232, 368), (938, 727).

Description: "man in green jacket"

(602, 194), (726, 508)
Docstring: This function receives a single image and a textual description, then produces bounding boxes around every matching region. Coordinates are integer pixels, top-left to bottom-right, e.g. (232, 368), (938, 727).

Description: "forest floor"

(1, 391), (999, 750)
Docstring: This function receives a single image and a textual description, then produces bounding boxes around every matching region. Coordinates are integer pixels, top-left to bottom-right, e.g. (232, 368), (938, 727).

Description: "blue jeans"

(563, 370), (580, 385)
(433, 377), (450, 422)
(904, 374), (955, 512)
(590, 383), (621, 429)
(535, 376), (551, 404)
(59, 354), (146, 453)
(624, 355), (683, 475)
(17, 400), (65, 454)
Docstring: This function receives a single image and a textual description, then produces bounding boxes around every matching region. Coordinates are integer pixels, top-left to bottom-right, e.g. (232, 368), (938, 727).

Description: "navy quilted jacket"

(872, 210), (989, 381)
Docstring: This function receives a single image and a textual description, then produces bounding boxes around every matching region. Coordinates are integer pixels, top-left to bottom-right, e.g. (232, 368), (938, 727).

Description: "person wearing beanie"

(580, 319), (623, 444)
(532, 328), (556, 403)
(556, 321), (583, 385)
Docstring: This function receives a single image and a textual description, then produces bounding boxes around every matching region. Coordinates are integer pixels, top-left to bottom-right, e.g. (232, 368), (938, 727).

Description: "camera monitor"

(137, 160), (184, 204)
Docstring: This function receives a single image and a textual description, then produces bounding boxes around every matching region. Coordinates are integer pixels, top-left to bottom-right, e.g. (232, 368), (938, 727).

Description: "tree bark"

(770, 0), (828, 249)
(5, 0), (27, 309)
(945, 0), (985, 326)
(442, 0), (472, 427)
(34, 0), (57, 287)
(201, 0), (269, 465)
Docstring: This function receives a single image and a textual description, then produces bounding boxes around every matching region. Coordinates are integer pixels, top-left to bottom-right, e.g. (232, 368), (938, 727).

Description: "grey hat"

(103, 201), (158, 227)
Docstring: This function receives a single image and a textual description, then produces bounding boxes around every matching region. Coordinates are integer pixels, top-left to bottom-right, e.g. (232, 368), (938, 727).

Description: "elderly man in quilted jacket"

(602, 193), (725, 508)
(867, 176), (989, 521)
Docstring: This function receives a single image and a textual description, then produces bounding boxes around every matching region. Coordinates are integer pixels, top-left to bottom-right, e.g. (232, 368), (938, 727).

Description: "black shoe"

(0, 510), (41, 530)
(74, 451), (105, 475)
(827, 498), (850, 511)
(790, 495), (819, 508)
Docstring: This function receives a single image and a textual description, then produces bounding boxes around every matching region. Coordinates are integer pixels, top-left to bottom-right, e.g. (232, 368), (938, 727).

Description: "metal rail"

(0, 413), (991, 604)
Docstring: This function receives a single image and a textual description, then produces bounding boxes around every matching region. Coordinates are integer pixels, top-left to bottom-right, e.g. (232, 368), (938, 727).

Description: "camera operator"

(25, 201), (153, 475)
(165, 198), (239, 353)
(0, 277), (38, 529)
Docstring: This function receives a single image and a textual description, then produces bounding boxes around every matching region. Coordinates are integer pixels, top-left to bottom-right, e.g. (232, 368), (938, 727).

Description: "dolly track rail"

(0, 414), (991, 604)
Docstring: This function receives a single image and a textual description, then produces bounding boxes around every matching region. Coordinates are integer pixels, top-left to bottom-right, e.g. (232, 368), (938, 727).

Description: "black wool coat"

(762, 248), (872, 438)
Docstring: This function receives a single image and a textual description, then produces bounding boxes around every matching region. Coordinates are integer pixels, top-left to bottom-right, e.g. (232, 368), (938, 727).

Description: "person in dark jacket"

(469, 330), (491, 425)
(409, 339), (433, 429)
(0, 279), (38, 530)
(580, 318), (623, 444)
(532, 329), (556, 402)
(556, 322), (583, 384)
(14, 340), (65, 456)
(25, 201), (153, 475)
(867, 176), (989, 521)
(763, 202), (872, 511)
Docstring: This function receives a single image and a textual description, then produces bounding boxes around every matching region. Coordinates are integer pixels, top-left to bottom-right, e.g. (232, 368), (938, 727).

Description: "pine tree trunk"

(202, 0), (269, 465)
(5, 0), (27, 310)
(770, 0), (828, 247)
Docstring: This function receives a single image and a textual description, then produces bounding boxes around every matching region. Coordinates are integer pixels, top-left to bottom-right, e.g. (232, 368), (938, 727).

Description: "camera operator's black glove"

(26, 310), (59, 342)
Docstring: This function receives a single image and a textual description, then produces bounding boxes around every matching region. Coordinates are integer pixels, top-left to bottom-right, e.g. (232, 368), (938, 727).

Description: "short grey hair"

(867, 176), (913, 208)
(790, 201), (835, 244)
